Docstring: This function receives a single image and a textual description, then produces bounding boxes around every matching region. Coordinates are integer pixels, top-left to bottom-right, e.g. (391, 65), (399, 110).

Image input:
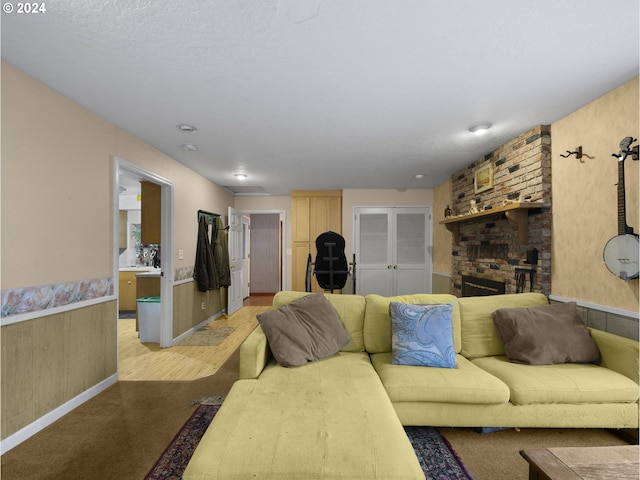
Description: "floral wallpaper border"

(175, 266), (194, 282)
(2, 277), (115, 318)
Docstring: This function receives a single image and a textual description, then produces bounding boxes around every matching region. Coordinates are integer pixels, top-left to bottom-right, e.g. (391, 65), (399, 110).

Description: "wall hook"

(560, 146), (585, 162)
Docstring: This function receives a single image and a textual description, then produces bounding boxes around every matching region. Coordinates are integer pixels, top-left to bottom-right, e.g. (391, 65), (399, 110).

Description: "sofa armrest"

(239, 326), (272, 379)
(590, 328), (639, 384)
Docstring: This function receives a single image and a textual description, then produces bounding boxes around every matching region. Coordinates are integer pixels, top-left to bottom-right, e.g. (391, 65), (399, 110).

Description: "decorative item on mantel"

(444, 205), (452, 219)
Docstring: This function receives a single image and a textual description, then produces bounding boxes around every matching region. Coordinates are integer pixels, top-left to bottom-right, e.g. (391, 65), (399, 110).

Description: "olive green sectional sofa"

(184, 291), (639, 480)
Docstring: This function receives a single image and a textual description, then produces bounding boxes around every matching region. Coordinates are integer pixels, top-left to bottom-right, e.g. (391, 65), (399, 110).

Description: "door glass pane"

(359, 213), (388, 263)
(396, 213), (425, 264)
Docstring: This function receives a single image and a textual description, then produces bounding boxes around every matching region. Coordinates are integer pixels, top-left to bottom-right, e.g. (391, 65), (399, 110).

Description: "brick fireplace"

(448, 125), (551, 296)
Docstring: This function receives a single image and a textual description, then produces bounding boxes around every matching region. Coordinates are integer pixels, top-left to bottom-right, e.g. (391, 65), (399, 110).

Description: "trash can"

(137, 296), (161, 343)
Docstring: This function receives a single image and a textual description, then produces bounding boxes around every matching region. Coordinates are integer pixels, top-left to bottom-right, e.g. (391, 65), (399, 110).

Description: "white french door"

(355, 206), (432, 296)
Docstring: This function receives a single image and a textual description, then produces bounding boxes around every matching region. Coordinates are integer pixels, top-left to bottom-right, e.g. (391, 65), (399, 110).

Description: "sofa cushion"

(365, 293), (461, 354)
(273, 291), (366, 352)
(492, 302), (600, 365)
(472, 355), (640, 405)
(257, 293), (350, 367)
(184, 353), (425, 480)
(389, 302), (456, 368)
(459, 293), (548, 359)
(371, 352), (510, 404)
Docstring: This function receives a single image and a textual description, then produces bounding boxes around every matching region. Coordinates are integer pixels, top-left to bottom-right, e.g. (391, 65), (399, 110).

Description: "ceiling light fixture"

(415, 174), (424, 179)
(234, 173), (248, 180)
(181, 143), (198, 152)
(177, 124), (197, 132)
(469, 124), (492, 135)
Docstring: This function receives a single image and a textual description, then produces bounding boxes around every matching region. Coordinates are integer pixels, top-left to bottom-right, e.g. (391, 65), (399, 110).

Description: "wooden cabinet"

(291, 190), (342, 292)
(119, 211), (128, 249)
(141, 181), (161, 244)
(119, 271), (138, 311)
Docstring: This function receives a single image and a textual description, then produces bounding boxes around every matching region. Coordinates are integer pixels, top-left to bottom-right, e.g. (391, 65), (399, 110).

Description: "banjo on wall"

(603, 136), (639, 280)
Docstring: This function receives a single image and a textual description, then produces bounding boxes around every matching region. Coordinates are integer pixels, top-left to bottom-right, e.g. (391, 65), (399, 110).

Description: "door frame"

(233, 208), (287, 293)
(113, 157), (175, 350)
(353, 205), (433, 296)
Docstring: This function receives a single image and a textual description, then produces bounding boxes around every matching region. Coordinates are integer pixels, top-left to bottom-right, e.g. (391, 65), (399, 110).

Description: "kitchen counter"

(135, 269), (162, 278)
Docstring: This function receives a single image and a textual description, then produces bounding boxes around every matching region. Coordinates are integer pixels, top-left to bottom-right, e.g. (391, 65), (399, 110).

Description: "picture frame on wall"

(474, 162), (493, 194)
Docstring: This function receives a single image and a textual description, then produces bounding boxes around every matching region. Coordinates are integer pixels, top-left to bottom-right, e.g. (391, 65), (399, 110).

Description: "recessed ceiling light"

(177, 124), (197, 132)
(415, 174), (424, 179)
(234, 173), (248, 180)
(181, 143), (198, 152)
(469, 124), (492, 135)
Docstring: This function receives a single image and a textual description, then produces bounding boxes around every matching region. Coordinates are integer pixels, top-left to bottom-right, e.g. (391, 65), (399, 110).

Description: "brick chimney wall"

(449, 125), (552, 296)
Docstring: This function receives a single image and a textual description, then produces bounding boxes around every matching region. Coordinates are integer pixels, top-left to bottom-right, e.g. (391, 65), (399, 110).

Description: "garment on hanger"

(194, 216), (218, 291)
(214, 216), (231, 287)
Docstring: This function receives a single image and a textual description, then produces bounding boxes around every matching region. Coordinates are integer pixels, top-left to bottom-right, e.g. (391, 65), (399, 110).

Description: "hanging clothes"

(214, 216), (231, 287)
(194, 216), (218, 291)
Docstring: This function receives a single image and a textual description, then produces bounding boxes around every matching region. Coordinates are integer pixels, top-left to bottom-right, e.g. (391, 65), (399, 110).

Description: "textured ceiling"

(2, 1), (638, 196)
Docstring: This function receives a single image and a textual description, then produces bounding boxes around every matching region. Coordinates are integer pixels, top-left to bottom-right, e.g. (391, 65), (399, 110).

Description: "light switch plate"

(178, 249), (184, 260)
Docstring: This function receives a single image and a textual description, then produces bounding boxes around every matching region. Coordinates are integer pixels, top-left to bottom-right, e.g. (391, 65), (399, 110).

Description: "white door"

(394, 208), (430, 295)
(355, 207), (431, 296)
(355, 208), (394, 296)
(227, 207), (244, 315)
(242, 215), (251, 300)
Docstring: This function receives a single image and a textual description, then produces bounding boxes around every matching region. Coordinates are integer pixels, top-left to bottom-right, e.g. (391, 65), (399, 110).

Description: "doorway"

(114, 157), (174, 351)
(228, 209), (285, 310)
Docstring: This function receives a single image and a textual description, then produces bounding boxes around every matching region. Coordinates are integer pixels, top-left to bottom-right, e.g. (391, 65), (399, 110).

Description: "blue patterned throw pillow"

(389, 302), (456, 368)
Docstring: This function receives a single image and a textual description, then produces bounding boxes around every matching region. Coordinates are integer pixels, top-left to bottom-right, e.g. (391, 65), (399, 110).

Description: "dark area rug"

(145, 404), (474, 480)
(405, 426), (475, 479)
(145, 404), (221, 480)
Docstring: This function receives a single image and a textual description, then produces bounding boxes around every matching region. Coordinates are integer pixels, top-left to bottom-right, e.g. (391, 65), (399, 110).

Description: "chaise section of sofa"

(185, 291), (425, 480)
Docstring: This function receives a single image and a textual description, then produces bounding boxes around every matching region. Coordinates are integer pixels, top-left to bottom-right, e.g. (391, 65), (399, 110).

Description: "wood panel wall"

(1, 300), (117, 439)
(172, 281), (225, 338)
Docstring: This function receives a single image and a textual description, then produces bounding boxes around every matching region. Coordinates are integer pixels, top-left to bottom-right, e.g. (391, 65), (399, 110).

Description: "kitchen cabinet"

(291, 190), (342, 292)
(119, 211), (128, 249)
(141, 181), (161, 244)
(119, 271), (138, 311)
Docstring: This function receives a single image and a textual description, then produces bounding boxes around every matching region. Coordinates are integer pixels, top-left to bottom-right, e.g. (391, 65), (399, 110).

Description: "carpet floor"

(145, 406), (475, 480)
(1, 346), (633, 480)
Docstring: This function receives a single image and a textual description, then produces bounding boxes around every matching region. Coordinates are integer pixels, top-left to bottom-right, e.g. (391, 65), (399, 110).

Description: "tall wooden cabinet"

(141, 181), (161, 245)
(291, 190), (342, 292)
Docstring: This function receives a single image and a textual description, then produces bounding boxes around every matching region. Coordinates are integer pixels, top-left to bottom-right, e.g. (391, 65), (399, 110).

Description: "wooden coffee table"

(520, 445), (639, 480)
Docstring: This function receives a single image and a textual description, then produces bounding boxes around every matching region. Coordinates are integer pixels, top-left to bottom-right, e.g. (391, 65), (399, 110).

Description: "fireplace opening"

(461, 272), (506, 297)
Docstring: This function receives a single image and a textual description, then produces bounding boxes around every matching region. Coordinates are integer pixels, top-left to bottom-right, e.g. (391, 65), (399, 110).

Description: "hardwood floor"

(118, 295), (272, 381)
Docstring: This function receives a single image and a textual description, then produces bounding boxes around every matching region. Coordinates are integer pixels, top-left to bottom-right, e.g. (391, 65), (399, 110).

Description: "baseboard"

(172, 310), (224, 345)
(1, 373), (118, 454)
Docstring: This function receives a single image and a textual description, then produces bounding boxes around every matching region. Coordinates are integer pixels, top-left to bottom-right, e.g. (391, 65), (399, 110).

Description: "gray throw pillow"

(491, 302), (600, 365)
(256, 293), (351, 367)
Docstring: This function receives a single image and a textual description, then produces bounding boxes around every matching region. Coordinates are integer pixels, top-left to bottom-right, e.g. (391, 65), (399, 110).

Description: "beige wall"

(342, 189), (434, 261)
(1, 62), (234, 289)
(1, 62), (234, 441)
(551, 77), (639, 311)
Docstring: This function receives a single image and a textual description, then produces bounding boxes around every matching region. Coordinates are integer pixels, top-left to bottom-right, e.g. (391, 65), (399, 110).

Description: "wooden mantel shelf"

(440, 202), (543, 244)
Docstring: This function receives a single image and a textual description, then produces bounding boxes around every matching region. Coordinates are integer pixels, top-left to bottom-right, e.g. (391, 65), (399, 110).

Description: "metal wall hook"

(560, 146), (585, 161)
